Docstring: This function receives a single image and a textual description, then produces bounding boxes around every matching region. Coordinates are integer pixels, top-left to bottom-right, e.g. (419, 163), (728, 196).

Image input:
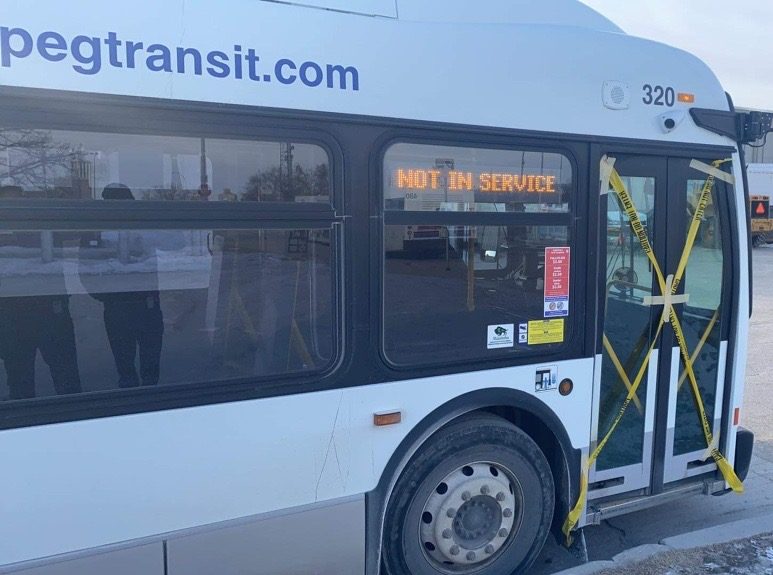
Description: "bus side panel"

(0, 359), (592, 568)
(166, 497), (364, 575)
(5, 544), (164, 575)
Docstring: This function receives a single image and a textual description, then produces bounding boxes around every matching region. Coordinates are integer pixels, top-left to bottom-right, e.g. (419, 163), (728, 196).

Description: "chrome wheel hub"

(419, 462), (519, 571)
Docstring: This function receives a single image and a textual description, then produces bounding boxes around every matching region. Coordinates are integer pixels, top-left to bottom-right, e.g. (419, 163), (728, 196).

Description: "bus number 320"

(642, 84), (675, 107)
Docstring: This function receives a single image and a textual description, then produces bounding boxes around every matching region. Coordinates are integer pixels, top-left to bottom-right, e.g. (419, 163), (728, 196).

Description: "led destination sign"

(395, 169), (557, 193)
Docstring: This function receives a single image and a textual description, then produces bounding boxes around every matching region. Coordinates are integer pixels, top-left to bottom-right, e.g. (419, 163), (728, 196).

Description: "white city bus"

(0, 1), (762, 574)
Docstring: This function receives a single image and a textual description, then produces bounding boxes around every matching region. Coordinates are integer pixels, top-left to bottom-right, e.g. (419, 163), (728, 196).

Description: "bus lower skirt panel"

(2, 496), (365, 575)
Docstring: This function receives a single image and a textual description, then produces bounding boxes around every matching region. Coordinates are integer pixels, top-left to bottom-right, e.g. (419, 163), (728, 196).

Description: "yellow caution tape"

(562, 158), (742, 545)
(602, 334), (644, 414)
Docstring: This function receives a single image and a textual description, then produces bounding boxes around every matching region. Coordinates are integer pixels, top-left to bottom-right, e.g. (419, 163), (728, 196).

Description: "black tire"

(382, 414), (555, 575)
(753, 234), (767, 248)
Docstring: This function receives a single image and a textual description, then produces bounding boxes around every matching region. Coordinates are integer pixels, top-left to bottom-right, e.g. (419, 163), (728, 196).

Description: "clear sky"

(580, 1), (773, 110)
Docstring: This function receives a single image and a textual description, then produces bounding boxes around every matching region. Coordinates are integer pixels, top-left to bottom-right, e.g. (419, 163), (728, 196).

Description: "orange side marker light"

(374, 411), (402, 427)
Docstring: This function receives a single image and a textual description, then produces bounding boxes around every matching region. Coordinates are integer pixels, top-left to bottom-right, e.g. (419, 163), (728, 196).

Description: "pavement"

(550, 515), (773, 574)
(531, 245), (773, 574)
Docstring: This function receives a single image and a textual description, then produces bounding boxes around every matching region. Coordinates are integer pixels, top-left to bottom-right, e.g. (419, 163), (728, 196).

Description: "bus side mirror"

(691, 108), (773, 145)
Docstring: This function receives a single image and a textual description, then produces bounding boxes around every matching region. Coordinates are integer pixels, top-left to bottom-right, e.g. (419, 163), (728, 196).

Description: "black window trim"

(376, 135), (582, 372)
(0, 204), (340, 229)
(385, 211), (572, 227)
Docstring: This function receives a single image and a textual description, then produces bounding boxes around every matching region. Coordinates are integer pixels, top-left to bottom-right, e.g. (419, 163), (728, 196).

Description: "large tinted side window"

(0, 128), (339, 405)
(382, 142), (574, 367)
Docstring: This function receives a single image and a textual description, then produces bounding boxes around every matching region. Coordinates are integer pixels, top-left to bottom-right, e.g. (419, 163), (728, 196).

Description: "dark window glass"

(382, 142), (574, 368)
(384, 143), (572, 213)
(0, 130), (330, 204)
(384, 225), (569, 366)
(0, 227), (335, 401)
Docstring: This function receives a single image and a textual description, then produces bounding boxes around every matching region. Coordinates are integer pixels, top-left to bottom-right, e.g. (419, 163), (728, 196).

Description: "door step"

(586, 480), (725, 525)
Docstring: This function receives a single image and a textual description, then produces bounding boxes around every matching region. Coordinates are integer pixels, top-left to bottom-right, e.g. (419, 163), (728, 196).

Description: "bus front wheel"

(382, 414), (554, 575)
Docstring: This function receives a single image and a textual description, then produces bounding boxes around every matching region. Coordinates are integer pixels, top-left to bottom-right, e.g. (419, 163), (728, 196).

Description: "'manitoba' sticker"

(487, 324), (515, 349)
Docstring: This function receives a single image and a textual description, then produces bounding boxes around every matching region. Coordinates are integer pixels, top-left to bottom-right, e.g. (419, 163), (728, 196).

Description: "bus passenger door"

(590, 153), (734, 501)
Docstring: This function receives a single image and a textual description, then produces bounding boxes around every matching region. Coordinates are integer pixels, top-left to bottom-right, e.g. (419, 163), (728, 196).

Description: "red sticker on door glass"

(544, 247), (570, 317)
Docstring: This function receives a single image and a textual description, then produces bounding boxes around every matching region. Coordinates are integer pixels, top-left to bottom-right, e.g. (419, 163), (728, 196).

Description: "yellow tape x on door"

(562, 158), (742, 545)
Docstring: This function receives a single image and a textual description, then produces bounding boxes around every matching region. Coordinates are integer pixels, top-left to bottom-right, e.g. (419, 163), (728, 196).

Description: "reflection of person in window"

(0, 185), (82, 399)
(96, 184), (164, 387)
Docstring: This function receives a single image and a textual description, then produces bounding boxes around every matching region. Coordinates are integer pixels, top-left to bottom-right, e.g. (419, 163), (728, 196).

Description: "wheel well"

(482, 406), (573, 539)
(366, 390), (580, 575)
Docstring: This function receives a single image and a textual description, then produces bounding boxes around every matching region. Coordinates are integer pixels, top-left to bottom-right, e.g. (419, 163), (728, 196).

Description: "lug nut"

(450, 545), (460, 556)
(496, 492), (506, 502)
(503, 508), (513, 518)
(466, 551), (476, 561)
(499, 528), (509, 538)
(480, 485), (490, 495)
(462, 491), (471, 501)
(485, 544), (495, 554)
(442, 529), (453, 539)
(447, 508), (457, 518)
